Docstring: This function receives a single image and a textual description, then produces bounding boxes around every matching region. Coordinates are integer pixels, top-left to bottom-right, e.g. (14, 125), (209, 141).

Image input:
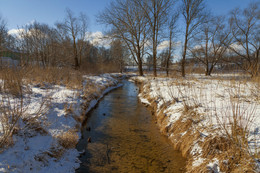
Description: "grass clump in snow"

(0, 97), (23, 150)
(57, 130), (79, 149)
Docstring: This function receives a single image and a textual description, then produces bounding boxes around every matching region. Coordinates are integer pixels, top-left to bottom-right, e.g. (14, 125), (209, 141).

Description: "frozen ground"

(131, 73), (260, 172)
(0, 74), (123, 173)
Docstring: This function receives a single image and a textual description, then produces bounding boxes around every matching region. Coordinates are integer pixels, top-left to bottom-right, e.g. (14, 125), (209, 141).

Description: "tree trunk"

(166, 60), (169, 77)
(73, 37), (79, 69)
(137, 50), (143, 76)
(138, 60), (143, 76)
(208, 65), (214, 76)
(153, 48), (157, 77)
(205, 66), (210, 76)
(182, 40), (187, 77)
(182, 26), (188, 77)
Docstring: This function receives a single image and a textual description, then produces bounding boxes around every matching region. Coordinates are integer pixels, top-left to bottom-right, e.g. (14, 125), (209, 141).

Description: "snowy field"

(131, 74), (260, 172)
(0, 74), (123, 173)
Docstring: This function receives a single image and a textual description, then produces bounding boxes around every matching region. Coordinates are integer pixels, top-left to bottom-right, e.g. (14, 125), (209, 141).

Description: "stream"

(76, 80), (186, 173)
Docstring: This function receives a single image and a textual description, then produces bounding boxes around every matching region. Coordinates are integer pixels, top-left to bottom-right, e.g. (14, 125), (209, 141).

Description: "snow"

(139, 98), (150, 105)
(192, 157), (205, 167)
(207, 158), (221, 173)
(132, 74), (260, 171)
(0, 73), (123, 173)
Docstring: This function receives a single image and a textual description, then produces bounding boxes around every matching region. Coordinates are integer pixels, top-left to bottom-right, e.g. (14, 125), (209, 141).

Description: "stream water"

(76, 81), (186, 173)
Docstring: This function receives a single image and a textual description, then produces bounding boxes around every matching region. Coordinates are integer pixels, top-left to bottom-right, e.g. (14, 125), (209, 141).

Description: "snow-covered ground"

(0, 73), (123, 173)
(131, 74), (260, 172)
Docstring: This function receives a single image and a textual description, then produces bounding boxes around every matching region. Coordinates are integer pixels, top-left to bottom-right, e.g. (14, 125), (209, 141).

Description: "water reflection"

(76, 81), (186, 173)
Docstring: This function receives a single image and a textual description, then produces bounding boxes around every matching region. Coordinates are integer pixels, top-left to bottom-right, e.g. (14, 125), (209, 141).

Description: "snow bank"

(0, 73), (123, 173)
(132, 74), (260, 172)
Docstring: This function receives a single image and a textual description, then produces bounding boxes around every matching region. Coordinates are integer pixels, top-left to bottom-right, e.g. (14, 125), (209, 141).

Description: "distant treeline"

(0, 1), (259, 77)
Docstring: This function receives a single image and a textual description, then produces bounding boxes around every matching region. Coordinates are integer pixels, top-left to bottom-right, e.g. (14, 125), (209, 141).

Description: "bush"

(56, 130), (78, 149)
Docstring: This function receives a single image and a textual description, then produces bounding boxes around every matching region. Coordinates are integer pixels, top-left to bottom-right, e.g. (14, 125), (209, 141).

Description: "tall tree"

(0, 16), (7, 57)
(191, 16), (230, 76)
(18, 22), (58, 67)
(77, 13), (88, 66)
(110, 39), (127, 73)
(181, 0), (206, 77)
(137, 0), (173, 77)
(56, 9), (88, 69)
(165, 12), (179, 76)
(228, 3), (260, 77)
(98, 0), (149, 76)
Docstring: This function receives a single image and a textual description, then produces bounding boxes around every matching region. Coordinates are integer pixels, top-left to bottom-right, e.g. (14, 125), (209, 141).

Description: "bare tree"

(18, 22), (59, 67)
(0, 16), (7, 57)
(137, 0), (174, 77)
(77, 13), (89, 66)
(180, 0), (206, 77)
(98, 0), (149, 76)
(110, 39), (127, 73)
(56, 9), (88, 69)
(191, 16), (230, 76)
(228, 3), (260, 77)
(165, 12), (179, 76)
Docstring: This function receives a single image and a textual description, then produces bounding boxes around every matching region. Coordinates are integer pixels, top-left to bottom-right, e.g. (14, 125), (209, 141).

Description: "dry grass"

(0, 93), (25, 150)
(0, 67), (30, 97)
(23, 66), (83, 89)
(135, 74), (260, 172)
(83, 79), (101, 101)
(44, 146), (65, 160)
(56, 130), (79, 149)
(0, 90), (50, 151)
(80, 62), (121, 74)
(0, 66), (71, 151)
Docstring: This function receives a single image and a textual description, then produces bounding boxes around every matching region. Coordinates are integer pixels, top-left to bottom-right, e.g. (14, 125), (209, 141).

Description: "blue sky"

(0, 0), (258, 32)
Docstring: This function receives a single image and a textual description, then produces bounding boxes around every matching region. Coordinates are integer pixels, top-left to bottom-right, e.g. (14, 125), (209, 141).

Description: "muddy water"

(76, 81), (186, 173)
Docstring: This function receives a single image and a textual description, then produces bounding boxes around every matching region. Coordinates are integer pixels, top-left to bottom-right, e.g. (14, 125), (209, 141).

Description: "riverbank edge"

(78, 74), (134, 129)
(0, 74), (128, 173)
(130, 76), (258, 173)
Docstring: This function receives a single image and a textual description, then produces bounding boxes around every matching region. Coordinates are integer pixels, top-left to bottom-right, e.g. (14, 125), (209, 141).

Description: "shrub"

(56, 130), (78, 149)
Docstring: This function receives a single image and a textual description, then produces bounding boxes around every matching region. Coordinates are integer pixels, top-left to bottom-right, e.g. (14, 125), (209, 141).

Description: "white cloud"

(86, 31), (112, 47)
(158, 40), (170, 50)
(8, 28), (25, 36)
(157, 40), (182, 51)
(228, 43), (244, 52)
(8, 19), (36, 36)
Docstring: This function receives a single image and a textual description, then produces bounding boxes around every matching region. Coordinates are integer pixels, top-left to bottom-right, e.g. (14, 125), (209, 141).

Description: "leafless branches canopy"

(228, 2), (260, 77)
(181, 0), (206, 77)
(0, 1), (259, 76)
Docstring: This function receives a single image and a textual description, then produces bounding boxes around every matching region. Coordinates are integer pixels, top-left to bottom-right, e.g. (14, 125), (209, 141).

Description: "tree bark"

(182, 33), (188, 77)
(73, 36), (79, 69)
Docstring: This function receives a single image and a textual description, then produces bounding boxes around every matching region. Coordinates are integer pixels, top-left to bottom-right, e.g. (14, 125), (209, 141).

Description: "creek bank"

(0, 73), (127, 173)
(76, 80), (186, 172)
(130, 75), (260, 173)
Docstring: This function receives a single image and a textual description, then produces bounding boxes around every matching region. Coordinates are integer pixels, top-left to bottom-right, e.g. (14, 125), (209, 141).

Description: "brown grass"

(0, 94), (24, 150)
(56, 130), (79, 149)
(0, 66), (73, 151)
(45, 146), (65, 160)
(134, 75), (259, 172)
(0, 67), (29, 97)
(23, 66), (83, 89)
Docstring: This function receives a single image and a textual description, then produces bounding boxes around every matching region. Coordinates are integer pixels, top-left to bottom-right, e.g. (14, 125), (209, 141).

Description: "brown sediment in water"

(76, 81), (186, 173)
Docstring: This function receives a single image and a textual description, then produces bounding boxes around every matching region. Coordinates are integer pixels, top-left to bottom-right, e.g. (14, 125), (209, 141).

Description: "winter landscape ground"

(0, 67), (125, 172)
(0, 0), (259, 172)
(0, 67), (259, 172)
(131, 73), (260, 172)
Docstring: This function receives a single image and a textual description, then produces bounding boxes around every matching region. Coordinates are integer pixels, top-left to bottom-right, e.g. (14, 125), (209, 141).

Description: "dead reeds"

(135, 74), (259, 172)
